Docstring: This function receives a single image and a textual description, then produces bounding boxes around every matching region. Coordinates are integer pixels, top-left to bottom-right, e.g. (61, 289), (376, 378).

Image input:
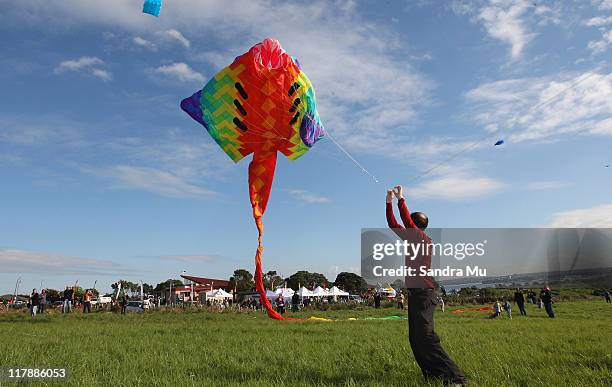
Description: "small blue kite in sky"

(494, 140), (505, 146)
(143, 0), (162, 17)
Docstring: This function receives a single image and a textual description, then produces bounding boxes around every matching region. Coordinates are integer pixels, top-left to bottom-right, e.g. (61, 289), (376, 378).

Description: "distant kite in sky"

(494, 140), (505, 146)
(143, 0), (162, 17)
(181, 38), (325, 320)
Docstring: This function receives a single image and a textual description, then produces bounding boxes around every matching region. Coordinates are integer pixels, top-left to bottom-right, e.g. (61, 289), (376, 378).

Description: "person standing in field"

(291, 292), (300, 312)
(604, 290), (611, 303)
(540, 287), (555, 318)
(437, 296), (445, 313)
(276, 294), (285, 315)
(374, 292), (381, 309)
(39, 289), (47, 315)
(387, 185), (467, 386)
(29, 289), (40, 318)
(83, 289), (93, 314)
(514, 289), (527, 316)
(63, 286), (73, 314)
(120, 293), (128, 315)
(527, 290), (536, 304)
(396, 292), (405, 310)
(490, 301), (501, 319)
(503, 300), (512, 319)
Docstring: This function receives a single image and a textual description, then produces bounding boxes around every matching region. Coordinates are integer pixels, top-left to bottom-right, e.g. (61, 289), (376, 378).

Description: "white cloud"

(584, 16), (612, 27)
(54, 56), (111, 80)
(158, 29), (190, 48)
(408, 172), (504, 200)
(477, 0), (533, 60)
(0, 248), (126, 275)
(548, 204), (612, 227)
(158, 255), (217, 262)
(0, 119), (83, 146)
(133, 36), (157, 50)
(526, 181), (566, 190)
(452, 0), (562, 60)
(55, 56), (103, 71)
(465, 71), (612, 143)
(594, 0), (612, 11)
(2, 115), (226, 198)
(587, 29), (612, 54)
(91, 68), (112, 81)
(287, 189), (330, 204)
(590, 116), (612, 135)
(153, 62), (204, 83)
(93, 165), (215, 198)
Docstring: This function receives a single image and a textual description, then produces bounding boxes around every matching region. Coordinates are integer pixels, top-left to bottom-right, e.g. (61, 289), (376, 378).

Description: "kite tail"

(249, 151), (286, 320)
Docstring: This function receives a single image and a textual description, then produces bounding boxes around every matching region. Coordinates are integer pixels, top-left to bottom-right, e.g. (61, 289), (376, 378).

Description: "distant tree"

(263, 270), (284, 290)
(73, 287), (84, 300)
(229, 269), (254, 292)
(286, 271), (328, 290)
(391, 279), (405, 291)
(44, 289), (60, 302)
(142, 283), (154, 294)
(333, 272), (368, 295)
(111, 280), (139, 296)
(154, 279), (183, 292)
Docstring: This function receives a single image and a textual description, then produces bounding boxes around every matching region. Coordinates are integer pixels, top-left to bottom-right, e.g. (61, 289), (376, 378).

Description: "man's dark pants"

(83, 302), (91, 313)
(544, 302), (555, 318)
(408, 288), (467, 384)
(517, 302), (527, 316)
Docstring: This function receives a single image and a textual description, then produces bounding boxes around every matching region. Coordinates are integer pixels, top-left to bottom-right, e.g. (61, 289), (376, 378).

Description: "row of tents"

(265, 286), (350, 300)
(199, 286), (352, 303)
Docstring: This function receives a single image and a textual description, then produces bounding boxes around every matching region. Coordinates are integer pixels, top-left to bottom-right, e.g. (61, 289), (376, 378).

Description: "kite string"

(324, 130), (380, 183)
(413, 65), (607, 181)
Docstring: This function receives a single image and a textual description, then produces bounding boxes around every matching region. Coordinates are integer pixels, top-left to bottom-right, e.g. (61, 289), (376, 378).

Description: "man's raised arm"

(386, 189), (403, 230)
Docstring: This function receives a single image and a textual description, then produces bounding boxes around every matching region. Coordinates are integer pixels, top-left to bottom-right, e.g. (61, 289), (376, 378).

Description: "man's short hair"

(411, 212), (428, 229)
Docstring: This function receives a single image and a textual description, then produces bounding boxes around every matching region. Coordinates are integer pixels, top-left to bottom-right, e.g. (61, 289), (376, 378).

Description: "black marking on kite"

(289, 111), (300, 125)
(288, 82), (300, 96)
(289, 98), (301, 113)
(233, 99), (247, 116)
(233, 117), (248, 132)
(235, 82), (248, 100)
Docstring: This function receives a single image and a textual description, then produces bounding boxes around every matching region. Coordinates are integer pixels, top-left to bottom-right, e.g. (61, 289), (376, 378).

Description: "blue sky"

(1, 0), (611, 294)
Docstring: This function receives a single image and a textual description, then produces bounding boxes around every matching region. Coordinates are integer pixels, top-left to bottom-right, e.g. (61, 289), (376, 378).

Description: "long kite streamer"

(181, 38), (325, 320)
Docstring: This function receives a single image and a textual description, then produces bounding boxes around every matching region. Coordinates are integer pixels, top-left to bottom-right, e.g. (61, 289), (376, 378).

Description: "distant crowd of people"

(22, 286), (98, 318)
(11, 285), (611, 319)
(489, 287), (556, 319)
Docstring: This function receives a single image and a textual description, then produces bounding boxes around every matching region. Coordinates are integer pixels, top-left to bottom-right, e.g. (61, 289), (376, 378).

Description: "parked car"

(98, 296), (113, 305)
(125, 301), (144, 313)
(349, 295), (363, 303)
(9, 300), (26, 309)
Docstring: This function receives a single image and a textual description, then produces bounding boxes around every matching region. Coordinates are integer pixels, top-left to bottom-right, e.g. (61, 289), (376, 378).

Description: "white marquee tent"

(205, 289), (233, 300)
(297, 287), (314, 298)
(275, 287), (295, 298)
(329, 286), (350, 296)
(312, 286), (330, 297)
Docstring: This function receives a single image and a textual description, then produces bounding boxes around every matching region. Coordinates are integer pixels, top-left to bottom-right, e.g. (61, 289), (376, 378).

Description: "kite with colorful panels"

(181, 38), (326, 320)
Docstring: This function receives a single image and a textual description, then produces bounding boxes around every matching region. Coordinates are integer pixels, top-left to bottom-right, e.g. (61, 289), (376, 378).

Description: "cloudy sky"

(1, 0), (611, 294)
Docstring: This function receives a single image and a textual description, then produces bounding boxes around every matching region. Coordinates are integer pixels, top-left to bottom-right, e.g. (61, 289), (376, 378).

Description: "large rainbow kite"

(181, 38), (325, 320)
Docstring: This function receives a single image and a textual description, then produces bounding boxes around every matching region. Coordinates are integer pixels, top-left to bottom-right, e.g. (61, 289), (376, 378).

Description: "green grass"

(1, 301), (611, 386)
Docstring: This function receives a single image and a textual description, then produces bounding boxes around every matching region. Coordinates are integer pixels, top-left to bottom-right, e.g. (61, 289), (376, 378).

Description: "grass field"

(1, 301), (611, 386)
